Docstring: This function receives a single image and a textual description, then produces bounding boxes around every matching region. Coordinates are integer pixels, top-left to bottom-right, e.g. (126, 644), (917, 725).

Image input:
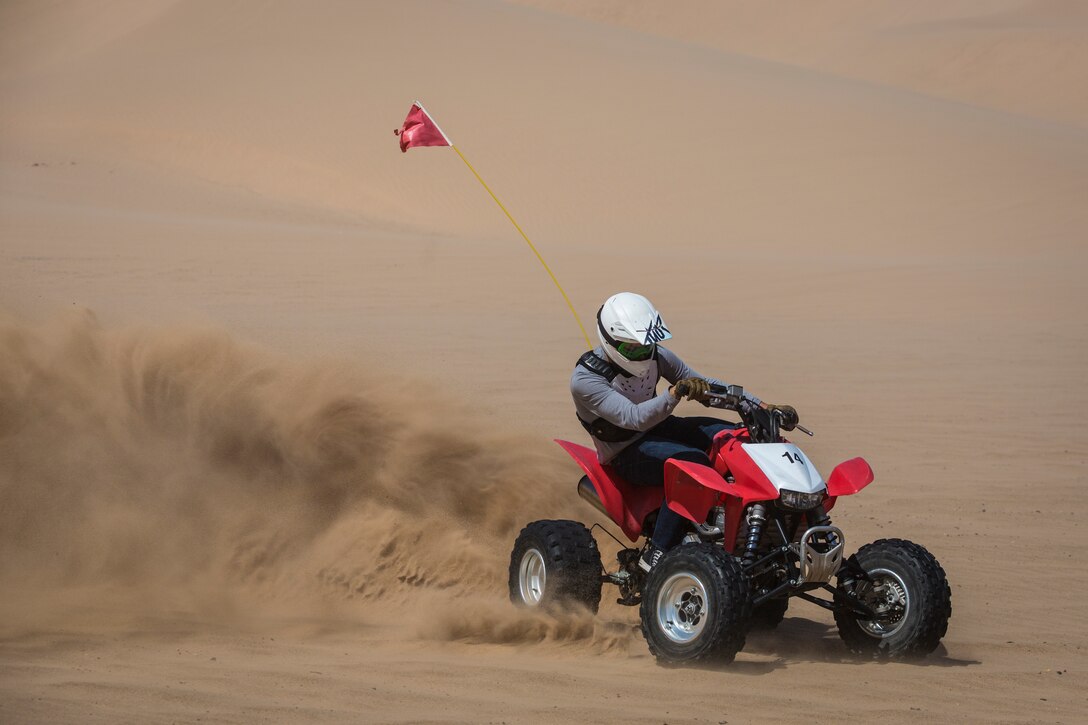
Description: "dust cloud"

(0, 310), (615, 645)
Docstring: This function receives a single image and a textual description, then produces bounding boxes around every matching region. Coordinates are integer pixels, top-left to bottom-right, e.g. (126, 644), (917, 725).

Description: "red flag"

(394, 101), (451, 153)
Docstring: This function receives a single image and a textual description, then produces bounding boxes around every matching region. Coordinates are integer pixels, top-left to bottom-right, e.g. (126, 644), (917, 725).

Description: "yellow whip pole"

(403, 101), (592, 348)
(449, 144), (593, 350)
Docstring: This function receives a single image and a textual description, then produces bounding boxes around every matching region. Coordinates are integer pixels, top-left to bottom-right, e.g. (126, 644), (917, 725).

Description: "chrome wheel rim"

(656, 572), (709, 644)
(518, 548), (546, 606)
(858, 567), (910, 638)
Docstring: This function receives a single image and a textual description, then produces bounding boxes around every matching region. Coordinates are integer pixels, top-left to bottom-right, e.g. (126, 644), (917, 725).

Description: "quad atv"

(508, 388), (951, 664)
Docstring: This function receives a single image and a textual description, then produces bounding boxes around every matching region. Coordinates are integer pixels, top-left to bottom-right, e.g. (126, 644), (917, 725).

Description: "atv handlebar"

(792, 421), (815, 436)
(703, 384), (746, 408)
(702, 387), (814, 437)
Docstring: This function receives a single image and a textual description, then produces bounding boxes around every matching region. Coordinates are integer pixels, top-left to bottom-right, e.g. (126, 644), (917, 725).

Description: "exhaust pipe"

(576, 476), (609, 517)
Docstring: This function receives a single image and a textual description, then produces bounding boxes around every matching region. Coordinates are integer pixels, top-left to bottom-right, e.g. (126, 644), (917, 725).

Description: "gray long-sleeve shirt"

(571, 345), (754, 463)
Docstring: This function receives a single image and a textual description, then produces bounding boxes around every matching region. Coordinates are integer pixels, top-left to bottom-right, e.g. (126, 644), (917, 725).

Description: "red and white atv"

(509, 388), (951, 664)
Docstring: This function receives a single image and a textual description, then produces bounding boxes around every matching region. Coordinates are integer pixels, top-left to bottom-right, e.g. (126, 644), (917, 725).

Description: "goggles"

(616, 342), (655, 361)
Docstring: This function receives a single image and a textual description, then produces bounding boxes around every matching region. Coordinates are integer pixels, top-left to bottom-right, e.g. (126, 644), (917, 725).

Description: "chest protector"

(575, 351), (642, 443)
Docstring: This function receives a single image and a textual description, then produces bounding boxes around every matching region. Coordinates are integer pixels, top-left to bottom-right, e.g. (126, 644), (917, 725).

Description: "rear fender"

(555, 439), (658, 542)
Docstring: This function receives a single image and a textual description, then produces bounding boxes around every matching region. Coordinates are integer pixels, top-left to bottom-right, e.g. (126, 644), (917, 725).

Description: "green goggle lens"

(617, 342), (654, 361)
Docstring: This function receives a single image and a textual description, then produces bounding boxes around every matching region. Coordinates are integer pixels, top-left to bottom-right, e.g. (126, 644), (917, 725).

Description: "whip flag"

(395, 101), (592, 349)
(395, 102), (451, 153)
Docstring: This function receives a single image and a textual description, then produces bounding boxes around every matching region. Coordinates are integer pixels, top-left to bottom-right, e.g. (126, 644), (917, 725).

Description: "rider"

(570, 292), (797, 572)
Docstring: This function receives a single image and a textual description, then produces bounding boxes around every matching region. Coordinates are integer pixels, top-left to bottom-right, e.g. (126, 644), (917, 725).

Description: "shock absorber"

(808, 506), (839, 547)
(744, 503), (767, 562)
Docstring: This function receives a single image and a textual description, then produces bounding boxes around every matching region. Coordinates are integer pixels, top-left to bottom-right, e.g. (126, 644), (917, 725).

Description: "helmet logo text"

(641, 315), (670, 345)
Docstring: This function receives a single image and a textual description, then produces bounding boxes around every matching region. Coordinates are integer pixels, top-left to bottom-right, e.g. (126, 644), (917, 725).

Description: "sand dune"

(1, 1), (1086, 723)
(515, 0), (1088, 127)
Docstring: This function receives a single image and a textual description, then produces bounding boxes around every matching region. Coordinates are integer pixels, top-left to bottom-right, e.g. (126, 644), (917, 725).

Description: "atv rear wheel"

(834, 538), (951, 659)
(508, 520), (602, 614)
(640, 544), (752, 665)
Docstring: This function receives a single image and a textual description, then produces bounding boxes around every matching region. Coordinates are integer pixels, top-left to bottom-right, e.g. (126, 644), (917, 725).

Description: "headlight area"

(777, 488), (827, 511)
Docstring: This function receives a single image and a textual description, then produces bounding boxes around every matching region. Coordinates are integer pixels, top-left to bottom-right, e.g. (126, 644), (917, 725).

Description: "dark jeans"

(611, 416), (735, 550)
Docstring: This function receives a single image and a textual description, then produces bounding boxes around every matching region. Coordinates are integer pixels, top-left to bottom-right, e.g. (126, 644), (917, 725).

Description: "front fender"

(826, 457), (874, 496)
(663, 459), (729, 524)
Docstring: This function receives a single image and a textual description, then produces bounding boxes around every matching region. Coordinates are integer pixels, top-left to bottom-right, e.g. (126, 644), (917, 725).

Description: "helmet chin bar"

(603, 344), (654, 377)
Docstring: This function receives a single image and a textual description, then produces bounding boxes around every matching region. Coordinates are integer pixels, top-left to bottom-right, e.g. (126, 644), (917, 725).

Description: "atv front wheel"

(834, 538), (951, 659)
(508, 520), (602, 614)
(640, 544), (752, 665)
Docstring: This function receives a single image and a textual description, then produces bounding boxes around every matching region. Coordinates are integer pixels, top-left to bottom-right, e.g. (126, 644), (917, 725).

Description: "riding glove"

(767, 404), (799, 431)
(673, 377), (710, 402)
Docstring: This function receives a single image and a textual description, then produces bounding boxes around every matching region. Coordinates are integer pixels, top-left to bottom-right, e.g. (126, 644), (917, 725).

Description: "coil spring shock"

(744, 503), (767, 561)
(808, 506), (839, 547)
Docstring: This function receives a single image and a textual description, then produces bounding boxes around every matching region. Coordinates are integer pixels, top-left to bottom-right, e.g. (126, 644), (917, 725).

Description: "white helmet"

(596, 292), (672, 376)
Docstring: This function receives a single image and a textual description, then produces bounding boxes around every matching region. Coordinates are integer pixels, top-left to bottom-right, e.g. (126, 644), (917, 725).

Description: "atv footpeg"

(612, 547), (643, 606)
(604, 569), (643, 606)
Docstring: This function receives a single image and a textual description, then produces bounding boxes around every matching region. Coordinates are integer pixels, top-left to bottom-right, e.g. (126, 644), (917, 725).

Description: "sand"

(1, 1), (1085, 723)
